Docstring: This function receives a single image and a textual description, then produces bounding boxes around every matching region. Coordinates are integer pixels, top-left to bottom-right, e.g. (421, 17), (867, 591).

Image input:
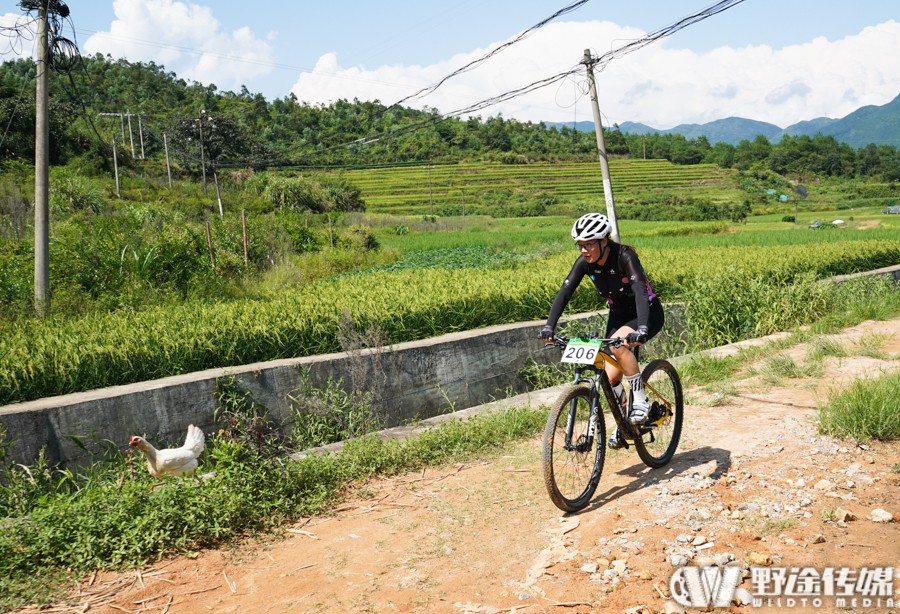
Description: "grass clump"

(679, 353), (743, 386)
(805, 337), (848, 362)
(754, 353), (824, 385)
(817, 371), (900, 441)
(850, 332), (893, 360)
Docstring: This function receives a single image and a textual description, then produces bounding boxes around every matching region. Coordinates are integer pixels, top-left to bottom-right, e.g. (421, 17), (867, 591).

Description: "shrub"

(264, 176), (331, 212)
(49, 173), (107, 214)
(314, 174), (366, 212)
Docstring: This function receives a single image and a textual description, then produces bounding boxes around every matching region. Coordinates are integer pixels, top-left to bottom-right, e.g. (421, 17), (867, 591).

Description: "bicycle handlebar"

(545, 334), (627, 350)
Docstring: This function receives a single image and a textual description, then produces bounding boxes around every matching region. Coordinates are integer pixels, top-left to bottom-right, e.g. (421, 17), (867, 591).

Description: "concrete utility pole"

(126, 111), (135, 157)
(583, 49), (620, 243)
(197, 110), (207, 192)
(34, 0), (50, 316)
(163, 132), (172, 187)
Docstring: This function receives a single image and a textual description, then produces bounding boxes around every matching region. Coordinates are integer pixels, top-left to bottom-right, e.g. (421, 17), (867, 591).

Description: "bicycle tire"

(542, 384), (606, 513)
(632, 359), (684, 468)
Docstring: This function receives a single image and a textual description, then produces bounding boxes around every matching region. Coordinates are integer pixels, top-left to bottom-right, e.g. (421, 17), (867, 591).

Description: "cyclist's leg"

(605, 309), (638, 447)
(607, 301), (665, 424)
(604, 308), (636, 382)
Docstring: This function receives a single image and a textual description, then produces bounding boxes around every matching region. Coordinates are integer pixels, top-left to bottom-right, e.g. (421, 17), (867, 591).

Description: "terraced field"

(319, 159), (736, 214)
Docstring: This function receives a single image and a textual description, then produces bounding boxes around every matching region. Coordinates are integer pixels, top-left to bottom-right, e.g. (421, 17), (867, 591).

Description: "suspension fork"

(564, 366), (602, 449)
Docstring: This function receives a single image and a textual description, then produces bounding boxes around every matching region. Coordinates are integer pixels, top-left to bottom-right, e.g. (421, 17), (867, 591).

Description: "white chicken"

(129, 424), (205, 478)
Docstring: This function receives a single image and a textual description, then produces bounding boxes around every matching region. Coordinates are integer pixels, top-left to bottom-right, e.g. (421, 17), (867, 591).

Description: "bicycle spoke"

(633, 360), (683, 468)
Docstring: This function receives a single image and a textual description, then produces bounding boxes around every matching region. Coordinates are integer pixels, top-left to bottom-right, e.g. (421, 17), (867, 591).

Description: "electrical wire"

(0, 59), (36, 153)
(0, 12), (37, 59)
(586, 0), (747, 72)
(292, 0), (750, 167)
(391, 0), (590, 108)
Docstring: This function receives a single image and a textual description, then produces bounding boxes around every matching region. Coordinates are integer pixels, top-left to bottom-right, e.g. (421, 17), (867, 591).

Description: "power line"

(586, 0), (748, 72)
(0, 11), (38, 59)
(391, 0), (590, 108)
(305, 0), (750, 164)
(0, 60), (35, 153)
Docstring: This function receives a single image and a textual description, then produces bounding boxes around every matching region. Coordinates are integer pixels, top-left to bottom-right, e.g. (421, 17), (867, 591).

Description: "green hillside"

(315, 159), (736, 215)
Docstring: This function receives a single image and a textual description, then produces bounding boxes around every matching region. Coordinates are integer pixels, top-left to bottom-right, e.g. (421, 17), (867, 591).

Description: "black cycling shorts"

(605, 298), (665, 340)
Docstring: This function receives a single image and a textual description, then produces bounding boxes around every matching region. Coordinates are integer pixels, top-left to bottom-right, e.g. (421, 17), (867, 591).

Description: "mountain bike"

(542, 335), (684, 513)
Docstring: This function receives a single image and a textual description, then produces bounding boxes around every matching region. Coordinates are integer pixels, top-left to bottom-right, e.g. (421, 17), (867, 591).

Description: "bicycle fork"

(564, 397), (600, 453)
(564, 370), (601, 452)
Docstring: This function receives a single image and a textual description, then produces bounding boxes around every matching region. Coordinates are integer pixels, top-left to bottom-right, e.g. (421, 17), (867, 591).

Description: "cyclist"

(540, 213), (665, 449)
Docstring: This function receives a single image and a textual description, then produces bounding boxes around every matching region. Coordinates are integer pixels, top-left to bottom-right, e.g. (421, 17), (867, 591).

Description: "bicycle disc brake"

(569, 434), (593, 454)
(648, 401), (671, 426)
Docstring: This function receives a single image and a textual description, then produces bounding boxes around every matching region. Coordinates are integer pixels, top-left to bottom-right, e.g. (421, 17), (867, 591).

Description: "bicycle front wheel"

(633, 359), (684, 468)
(542, 384), (606, 513)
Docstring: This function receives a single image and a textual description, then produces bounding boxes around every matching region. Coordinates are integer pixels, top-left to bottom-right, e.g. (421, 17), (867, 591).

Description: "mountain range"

(547, 93), (900, 149)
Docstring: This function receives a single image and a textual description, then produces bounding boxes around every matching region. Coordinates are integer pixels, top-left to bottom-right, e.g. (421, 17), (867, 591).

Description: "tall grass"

(818, 372), (900, 441)
(682, 271), (899, 349)
(1, 236), (896, 405)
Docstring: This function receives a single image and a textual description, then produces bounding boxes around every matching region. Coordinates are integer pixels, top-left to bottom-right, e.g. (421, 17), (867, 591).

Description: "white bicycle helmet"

(571, 213), (611, 241)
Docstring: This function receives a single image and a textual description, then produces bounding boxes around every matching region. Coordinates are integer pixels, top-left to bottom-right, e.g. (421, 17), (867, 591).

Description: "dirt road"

(26, 319), (900, 613)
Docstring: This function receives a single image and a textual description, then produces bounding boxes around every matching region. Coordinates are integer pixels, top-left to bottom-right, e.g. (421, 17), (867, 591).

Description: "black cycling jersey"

(546, 242), (657, 331)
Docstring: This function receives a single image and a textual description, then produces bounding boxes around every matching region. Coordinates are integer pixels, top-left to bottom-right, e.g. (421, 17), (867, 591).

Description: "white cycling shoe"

(607, 428), (626, 449)
(628, 398), (650, 425)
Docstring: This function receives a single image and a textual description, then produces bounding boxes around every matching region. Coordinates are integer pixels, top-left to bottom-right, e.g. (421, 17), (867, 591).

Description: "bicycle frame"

(565, 349), (640, 449)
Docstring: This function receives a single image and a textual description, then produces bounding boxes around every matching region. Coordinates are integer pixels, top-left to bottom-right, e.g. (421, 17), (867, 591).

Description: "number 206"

(564, 346), (597, 361)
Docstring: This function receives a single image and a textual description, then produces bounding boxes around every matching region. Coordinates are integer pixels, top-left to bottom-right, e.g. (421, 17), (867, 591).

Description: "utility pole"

(428, 163), (433, 215)
(34, 0), (50, 316)
(112, 137), (121, 198)
(213, 167), (223, 221)
(126, 111), (135, 158)
(197, 110), (207, 192)
(583, 49), (620, 243)
(99, 111), (141, 158)
(137, 114), (145, 159)
(163, 133), (172, 187)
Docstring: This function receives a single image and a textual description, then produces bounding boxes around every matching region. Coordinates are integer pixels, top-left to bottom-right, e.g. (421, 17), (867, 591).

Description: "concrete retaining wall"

(0, 313), (602, 467)
(2, 263), (896, 468)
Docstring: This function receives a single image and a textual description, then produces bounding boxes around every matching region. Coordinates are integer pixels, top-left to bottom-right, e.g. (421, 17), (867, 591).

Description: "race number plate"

(560, 338), (603, 364)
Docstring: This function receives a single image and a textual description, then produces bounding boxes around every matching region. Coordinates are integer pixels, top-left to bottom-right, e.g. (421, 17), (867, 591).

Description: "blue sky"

(4, 0), (899, 128)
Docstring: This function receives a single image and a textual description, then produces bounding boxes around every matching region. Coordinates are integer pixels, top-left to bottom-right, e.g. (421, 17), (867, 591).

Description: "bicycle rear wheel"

(542, 384), (606, 513)
(633, 359), (683, 468)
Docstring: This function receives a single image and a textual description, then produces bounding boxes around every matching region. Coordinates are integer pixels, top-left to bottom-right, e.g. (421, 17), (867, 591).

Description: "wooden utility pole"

(34, 0), (50, 316)
(137, 114), (145, 158)
(583, 49), (620, 243)
(241, 208), (248, 266)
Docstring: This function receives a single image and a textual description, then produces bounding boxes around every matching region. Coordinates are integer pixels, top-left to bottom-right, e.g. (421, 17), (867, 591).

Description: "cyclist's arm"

(620, 248), (651, 329)
(545, 257), (587, 330)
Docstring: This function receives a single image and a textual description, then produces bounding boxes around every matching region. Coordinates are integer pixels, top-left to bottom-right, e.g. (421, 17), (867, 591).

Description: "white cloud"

(83, 0), (275, 92)
(290, 19), (900, 128)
